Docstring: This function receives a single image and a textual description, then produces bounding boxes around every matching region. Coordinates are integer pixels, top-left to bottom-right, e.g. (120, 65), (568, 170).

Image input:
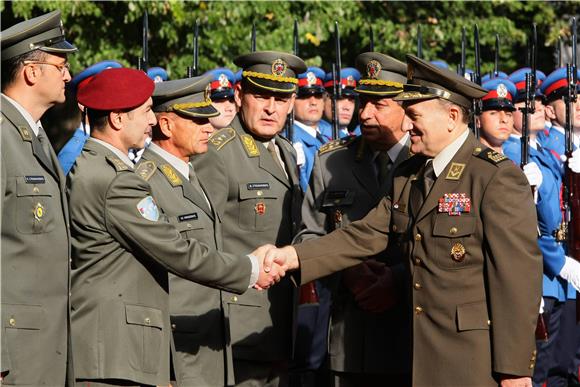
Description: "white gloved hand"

(293, 142), (306, 166)
(559, 256), (580, 292)
(539, 297), (545, 314)
(568, 148), (580, 173)
(523, 162), (543, 188)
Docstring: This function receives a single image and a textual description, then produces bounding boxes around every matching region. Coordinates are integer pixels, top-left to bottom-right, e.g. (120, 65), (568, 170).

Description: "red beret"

(77, 68), (154, 111)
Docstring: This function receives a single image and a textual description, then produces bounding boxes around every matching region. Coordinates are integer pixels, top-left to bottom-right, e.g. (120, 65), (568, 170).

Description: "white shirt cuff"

(247, 254), (259, 288)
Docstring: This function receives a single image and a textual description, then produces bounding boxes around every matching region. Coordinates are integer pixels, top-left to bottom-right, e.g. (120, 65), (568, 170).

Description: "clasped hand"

(250, 244), (300, 290)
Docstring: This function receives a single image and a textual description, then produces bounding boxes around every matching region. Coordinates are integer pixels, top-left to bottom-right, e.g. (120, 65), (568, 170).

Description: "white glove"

(568, 148), (580, 173)
(523, 162), (543, 188)
(293, 142), (306, 166)
(539, 297), (545, 314)
(559, 256), (580, 292)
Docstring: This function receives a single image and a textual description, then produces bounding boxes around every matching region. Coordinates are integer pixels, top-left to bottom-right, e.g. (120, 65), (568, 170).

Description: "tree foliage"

(1, 1), (579, 78)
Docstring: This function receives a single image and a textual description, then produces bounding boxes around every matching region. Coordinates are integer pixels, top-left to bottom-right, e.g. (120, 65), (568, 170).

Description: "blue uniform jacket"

(58, 127), (89, 175)
(503, 137), (573, 300)
(292, 123), (327, 192)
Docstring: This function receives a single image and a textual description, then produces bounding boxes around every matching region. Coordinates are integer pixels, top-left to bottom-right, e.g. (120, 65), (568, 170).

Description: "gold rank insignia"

(18, 126), (33, 141)
(134, 160), (155, 181)
(486, 150), (507, 163)
(34, 202), (44, 221)
(255, 202), (266, 215)
(159, 164), (182, 186)
(445, 162), (465, 180)
(450, 242), (466, 262)
(209, 127), (236, 150)
(106, 156), (130, 172)
(241, 134), (260, 157)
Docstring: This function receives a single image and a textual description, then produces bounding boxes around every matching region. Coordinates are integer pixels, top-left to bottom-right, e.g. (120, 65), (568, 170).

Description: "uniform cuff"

(247, 254), (259, 288)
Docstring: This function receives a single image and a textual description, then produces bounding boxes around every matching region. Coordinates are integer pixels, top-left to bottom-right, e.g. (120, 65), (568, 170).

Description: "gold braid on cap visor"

(403, 83), (452, 99)
(242, 70), (299, 84)
(359, 79), (403, 88)
(171, 99), (213, 110)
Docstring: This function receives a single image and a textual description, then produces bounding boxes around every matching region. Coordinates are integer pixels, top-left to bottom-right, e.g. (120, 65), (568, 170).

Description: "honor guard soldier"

(476, 78), (517, 153)
(58, 60), (123, 175)
(68, 68), (281, 386)
(205, 67), (237, 129)
(192, 51), (306, 386)
(140, 74), (242, 386)
(264, 55), (543, 387)
(147, 66), (169, 83)
(1, 10), (77, 385)
(322, 67), (361, 138)
(292, 66), (329, 191)
(295, 52), (412, 387)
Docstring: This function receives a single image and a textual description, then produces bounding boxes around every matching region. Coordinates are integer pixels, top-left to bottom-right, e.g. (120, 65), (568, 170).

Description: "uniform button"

(414, 282), (422, 290)
(449, 227), (458, 235)
(487, 320), (491, 326)
(186, 223), (192, 228)
(257, 190), (263, 196)
(33, 186), (40, 193)
(8, 318), (16, 327)
(532, 350), (537, 355)
(415, 306), (423, 314)
(392, 225), (398, 232)
(69, 258), (72, 263)
(415, 233), (422, 241)
(171, 324), (176, 330)
(69, 292), (72, 297)
(414, 258), (422, 265)
(144, 317), (151, 325)
(231, 296), (238, 302)
(529, 364), (534, 369)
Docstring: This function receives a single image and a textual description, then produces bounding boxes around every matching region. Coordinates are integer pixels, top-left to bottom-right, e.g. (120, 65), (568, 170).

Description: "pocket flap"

(125, 304), (164, 329)
(239, 183), (276, 200)
(2, 304), (44, 330)
(391, 209), (410, 233)
(16, 177), (52, 197)
(433, 215), (476, 237)
(456, 301), (490, 331)
(321, 190), (355, 208)
(169, 215), (204, 232)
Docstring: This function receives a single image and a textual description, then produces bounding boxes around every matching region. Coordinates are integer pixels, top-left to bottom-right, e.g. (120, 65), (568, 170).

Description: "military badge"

(450, 242), (466, 262)
(160, 164), (182, 186)
(255, 202), (266, 215)
(204, 83), (211, 100)
(346, 75), (356, 87)
(272, 59), (287, 76)
(241, 134), (260, 157)
(496, 83), (508, 98)
(438, 193), (471, 216)
(445, 162), (465, 180)
(306, 71), (317, 86)
(219, 73), (230, 88)
(137, 196), (160, 222)
(367, 60), (381, 79)
(34, 202), (44, 221)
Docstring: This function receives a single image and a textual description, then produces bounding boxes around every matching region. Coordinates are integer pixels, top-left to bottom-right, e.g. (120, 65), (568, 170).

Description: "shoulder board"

(475, 147), (509, 165)
(16, 125), (33, 141)
(209, 127), (236, 150)
(134, 160), (156, 181)
(159, 164), (183, 187)
(106, 155), (131, 172)
(240, 134), (260, 157)
(319, 136), (356, 155)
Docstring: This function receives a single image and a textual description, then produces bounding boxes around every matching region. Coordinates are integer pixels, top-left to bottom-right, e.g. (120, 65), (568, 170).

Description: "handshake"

(250, 244), (300, 290)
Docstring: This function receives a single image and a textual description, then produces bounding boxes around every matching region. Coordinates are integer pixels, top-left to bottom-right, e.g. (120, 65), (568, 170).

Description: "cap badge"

(306, 71), (317, 86)
(367, 60), (381, 79)
(219, 73), (229, 88)
(496, 83), (508, 98)
(204, 83), (211, 100)
(272, 59), (287, 76)
(346, 75), (356, 87)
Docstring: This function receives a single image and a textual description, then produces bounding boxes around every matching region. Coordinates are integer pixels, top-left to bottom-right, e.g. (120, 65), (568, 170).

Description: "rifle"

(186, 20), (199, 77)
(417, 25), (423, 59)
(331, 21), (342, 140)
(520, 72), (532, 169)
(369, 23), (374, 52)
(458, 27), (466, 76)
(493, 34), (500, 78)
(556, 36), (563, 68)
(471, 24), (482, 138)
(251, 22), (257, 52)
(285, 20), (299, 143)
(138, 11), (149, 71)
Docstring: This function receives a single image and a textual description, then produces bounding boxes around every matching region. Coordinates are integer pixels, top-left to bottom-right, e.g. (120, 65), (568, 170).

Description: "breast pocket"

(238, 183), (278, 232)
(390, 209), (411, 253)
(432, 214), (478, 269)
(169, 213), (213, 243)
(15, 177), (56, 234)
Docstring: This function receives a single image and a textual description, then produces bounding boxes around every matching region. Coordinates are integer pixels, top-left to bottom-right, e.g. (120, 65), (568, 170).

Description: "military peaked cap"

(395, 54), (487, 108)
(355, 52), (407, 97)
(1, 10), (77, 61)
(153, 74), (218, 118)
(234, 50), (307, 93)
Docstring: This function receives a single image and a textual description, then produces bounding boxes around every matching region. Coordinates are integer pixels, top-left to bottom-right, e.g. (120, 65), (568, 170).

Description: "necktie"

(267, 141), (285, 174)
(36, 126), (53, 160)
(376, 151), (392, 186)
(422, 160), (435, 198)
(188, 166), (212, 213)
(410, 160), (435, 216)
(315, 131), (326, 145)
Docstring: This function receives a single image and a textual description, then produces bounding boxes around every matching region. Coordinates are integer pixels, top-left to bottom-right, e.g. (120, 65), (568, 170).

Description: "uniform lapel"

(351, 142), (381, 200)
(415, 134), (475, 222)
(276, 136), (299, 188)
(258, 141), (291, 188)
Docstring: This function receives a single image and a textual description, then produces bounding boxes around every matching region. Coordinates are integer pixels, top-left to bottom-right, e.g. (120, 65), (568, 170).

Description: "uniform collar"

(89, 137), (134, 167)
(432, 129), (469, 177)
(294, 120), (320, 138)
(148, 142), (190, 180)
(386, 132), (409, 163)
(2, 93), (40, 136)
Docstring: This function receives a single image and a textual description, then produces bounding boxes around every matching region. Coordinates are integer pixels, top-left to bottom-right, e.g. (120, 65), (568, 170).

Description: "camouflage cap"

(1, 10), (77, 61)
(355, 52), (407, 97)
(394, 54), (486, 108)
(234, 50), (307, 93)
(152, 74), (218, 118)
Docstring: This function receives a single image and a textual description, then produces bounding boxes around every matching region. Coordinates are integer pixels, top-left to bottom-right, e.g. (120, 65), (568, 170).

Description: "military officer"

(141, 74), (240, 386)
(58, 60), (123, 175)
(68, 68), (282, 386)
(294, 52), (412, 387)
(264, 55), (543, 387)
(1, 11), (77, 385)
(193, 51), (306, 386)
(291, 66), (329, 191)
(322, 67), (361, 138)
(205, 67), (238, 130)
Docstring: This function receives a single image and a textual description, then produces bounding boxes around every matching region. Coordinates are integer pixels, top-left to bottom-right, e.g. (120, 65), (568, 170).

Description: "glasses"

(24, 61), (70, 76)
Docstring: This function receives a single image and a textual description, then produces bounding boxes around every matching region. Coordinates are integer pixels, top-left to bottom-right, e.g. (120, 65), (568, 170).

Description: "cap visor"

(41, 39), (77, 54)
(211, 90), (235, 100)
(355, 84), (402, 97)
(245, 76), (296, 93)
(175, 105), (219, 118)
